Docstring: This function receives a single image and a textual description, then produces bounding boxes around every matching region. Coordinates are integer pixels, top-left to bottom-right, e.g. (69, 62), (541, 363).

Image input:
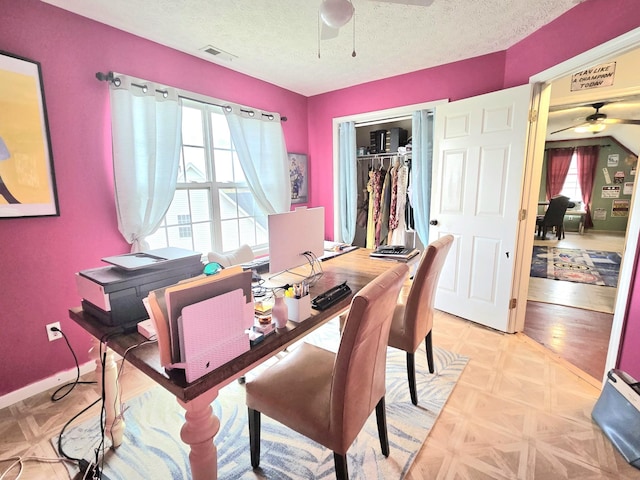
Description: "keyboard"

(241, 256), (270, 274)
(311, 282), (352, 311)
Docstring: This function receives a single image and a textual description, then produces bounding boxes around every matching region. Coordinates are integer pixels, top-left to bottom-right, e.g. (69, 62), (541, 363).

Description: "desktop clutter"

(75, 246), (315, 384)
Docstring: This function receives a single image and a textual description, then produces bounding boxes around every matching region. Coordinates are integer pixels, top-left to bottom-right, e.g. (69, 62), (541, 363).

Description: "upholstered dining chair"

(388, 235), (454, 406)
(245, 263), (409, 480)
(207, 243), (254, 267)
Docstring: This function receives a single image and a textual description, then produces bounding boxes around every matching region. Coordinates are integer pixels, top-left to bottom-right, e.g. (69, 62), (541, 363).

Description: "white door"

(430, 85), (531, 332)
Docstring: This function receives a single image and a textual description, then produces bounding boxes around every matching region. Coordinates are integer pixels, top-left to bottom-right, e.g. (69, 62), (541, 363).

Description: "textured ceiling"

(42, 0), (583, 96)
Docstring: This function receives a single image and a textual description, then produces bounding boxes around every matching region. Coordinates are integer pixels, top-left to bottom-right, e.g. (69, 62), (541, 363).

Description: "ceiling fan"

(550, 102), (640, 135)
(318, 0), (435, 42)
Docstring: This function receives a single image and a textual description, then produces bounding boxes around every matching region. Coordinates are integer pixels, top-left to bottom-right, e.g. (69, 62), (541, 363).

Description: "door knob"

(429, 219), (438, 225)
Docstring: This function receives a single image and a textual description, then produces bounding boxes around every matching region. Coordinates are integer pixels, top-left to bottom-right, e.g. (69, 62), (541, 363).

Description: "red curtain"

(545, 147), (574, 200)
(576, 145), (600, 229)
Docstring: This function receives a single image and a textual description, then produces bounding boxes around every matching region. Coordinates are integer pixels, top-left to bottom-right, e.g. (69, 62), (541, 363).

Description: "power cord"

(49, 326), (96, 402)
(0, 455), (77, 480)
(54, 329), (124, 480)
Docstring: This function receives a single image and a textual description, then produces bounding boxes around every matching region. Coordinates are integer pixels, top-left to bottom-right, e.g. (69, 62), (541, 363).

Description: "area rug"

(530, 246), (621, 287)
(54, 321), (468, 479)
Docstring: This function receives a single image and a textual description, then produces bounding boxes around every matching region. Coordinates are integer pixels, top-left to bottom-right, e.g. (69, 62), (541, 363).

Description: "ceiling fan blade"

(550, 123), (586, 135)
(600, 118), (640, 126)
(321, 22), (340, 40)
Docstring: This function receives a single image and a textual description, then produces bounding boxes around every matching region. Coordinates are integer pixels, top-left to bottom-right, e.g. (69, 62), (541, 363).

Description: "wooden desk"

(69, 248), (398, 480)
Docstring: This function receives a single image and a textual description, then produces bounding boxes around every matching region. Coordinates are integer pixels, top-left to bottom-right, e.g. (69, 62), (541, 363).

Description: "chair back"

(397, 235), (454, 353)
(330, 263), (408, 452)
(542, 195), (570, 226)
(207, 244), (254, 267)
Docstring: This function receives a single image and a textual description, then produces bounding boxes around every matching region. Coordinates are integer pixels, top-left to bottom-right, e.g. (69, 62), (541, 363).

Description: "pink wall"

(0, 0), (308, 396)
(1, 0), (639, 397)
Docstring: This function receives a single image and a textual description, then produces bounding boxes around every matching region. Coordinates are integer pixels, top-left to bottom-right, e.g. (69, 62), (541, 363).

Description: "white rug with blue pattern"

(55, 321), (468, 479)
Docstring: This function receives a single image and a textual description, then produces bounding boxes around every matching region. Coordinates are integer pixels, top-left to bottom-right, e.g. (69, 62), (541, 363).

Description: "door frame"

(520, 26), (640, 380)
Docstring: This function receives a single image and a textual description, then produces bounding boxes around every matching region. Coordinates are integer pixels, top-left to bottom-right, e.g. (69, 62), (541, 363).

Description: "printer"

(76, 247), (204, 330)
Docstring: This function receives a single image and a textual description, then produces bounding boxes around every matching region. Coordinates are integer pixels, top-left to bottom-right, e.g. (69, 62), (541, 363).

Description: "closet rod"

(357, 153), (411, 160)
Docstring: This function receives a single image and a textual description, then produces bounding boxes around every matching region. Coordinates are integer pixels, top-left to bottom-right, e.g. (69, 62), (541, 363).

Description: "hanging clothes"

(390, 159), (410, 245)
(365, 169), (376, 248)
(371, 167), (385, 247)
(376, 163), (391, 247)
(388, 157), (400, 232)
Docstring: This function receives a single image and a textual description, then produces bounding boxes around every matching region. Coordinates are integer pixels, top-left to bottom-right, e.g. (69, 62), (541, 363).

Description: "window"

(146, 99), (268, 255)
(560, 151), (583, 203)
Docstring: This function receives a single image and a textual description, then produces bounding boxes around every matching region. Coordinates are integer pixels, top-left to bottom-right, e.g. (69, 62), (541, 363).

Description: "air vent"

(200, 45), (237, 62)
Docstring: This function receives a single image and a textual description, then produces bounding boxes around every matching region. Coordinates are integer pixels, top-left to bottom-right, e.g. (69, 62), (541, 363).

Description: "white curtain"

(338, 121), (357, 243)
(225, 107), (290, 214)
(110, 75), (182, 252)
(411, 110), (434, 245)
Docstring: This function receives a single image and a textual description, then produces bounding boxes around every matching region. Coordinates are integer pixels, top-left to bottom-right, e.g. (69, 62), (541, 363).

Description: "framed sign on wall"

(0, 50), (59, 218)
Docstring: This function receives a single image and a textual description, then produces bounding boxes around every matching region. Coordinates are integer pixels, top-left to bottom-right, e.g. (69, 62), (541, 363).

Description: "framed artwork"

(289, 153), (308, 204)
(0, 51), (59, 218)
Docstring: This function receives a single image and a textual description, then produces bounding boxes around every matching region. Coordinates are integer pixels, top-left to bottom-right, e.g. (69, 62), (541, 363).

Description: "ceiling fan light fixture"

(574, 123), (606, 133)
(319, 0), (354, 28)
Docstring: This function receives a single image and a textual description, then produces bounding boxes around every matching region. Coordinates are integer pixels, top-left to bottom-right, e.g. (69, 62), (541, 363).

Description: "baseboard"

(0, 361), (96, 410)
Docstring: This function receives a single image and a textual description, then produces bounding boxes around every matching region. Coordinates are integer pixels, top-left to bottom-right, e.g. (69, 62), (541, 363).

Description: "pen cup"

(285, 295), (311, 323)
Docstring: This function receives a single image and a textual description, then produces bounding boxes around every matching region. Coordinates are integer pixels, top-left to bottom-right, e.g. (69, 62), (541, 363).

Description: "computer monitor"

(268, 206), (325, 274)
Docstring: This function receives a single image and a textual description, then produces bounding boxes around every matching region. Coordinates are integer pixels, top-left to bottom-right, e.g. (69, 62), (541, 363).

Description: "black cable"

(56, 397), (101, 474)
(50, 327), (96, 402)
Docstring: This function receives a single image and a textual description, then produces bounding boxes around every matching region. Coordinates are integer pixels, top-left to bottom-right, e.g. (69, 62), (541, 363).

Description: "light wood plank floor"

(2, 311), (639, 479)
(524, 231), (625, 383)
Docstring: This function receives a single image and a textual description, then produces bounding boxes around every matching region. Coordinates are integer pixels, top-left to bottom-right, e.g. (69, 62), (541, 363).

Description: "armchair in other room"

(245, 263), (409, 480)
(388, 234), (454, 405)
(536, 195), (572, 240)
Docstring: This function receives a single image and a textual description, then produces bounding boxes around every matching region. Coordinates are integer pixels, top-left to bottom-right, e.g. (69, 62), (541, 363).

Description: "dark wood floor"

(523, 301), (613, 380)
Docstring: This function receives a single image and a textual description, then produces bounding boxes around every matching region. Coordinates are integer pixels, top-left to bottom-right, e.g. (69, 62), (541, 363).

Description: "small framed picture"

(289, 153), (308, 204)
(0, 50), (59, 218)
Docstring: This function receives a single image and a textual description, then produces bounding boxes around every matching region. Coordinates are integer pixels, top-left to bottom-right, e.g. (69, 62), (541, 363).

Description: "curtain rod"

(545, 144), (610, 149)
(95, 71), (287, 121)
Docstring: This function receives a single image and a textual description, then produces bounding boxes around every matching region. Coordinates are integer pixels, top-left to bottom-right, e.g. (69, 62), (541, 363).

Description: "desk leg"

(90, 338), (125, 447)
(178, 387), (220, 480)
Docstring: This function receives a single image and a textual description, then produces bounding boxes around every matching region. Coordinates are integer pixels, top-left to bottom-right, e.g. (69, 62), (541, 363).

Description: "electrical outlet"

(46, 322), (62, 341)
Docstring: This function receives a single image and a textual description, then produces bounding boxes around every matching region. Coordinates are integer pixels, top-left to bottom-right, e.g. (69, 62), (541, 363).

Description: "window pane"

(146, 228), (168, 250)
(189, 189), (210, 222)
(219, 188), (238, 220)
(211, 112), (231, 149)
(239, 217), (256, 245)
(236, 187), (254, 217)
(183, 146), (207, 182)
(166, 190), (190, 225)
(167, 225), (194, 250)
(233, 152), (246, 183)
(182, 106), (204, 146)
(256, 212), (268, 245)
(221, 219), (240, 251)
(214, 150), (234, 183)
(192, 222), (213, 254)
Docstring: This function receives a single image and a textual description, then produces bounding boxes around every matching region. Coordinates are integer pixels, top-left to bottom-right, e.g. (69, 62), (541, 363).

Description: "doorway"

(520, 33), (640, 380)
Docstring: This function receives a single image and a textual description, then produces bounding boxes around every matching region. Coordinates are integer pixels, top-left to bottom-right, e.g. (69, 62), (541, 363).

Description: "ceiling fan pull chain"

(352, 12), (356, 57)
(318, 11), (322, 59)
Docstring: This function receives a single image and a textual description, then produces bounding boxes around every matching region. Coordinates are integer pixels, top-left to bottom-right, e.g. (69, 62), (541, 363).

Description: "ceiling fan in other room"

(550, 102), (640, 135)
(317, 0), (434, 56)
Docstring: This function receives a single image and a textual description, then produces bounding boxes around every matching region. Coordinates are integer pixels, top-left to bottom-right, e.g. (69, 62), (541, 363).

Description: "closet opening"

(353, 115), (418, 250)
